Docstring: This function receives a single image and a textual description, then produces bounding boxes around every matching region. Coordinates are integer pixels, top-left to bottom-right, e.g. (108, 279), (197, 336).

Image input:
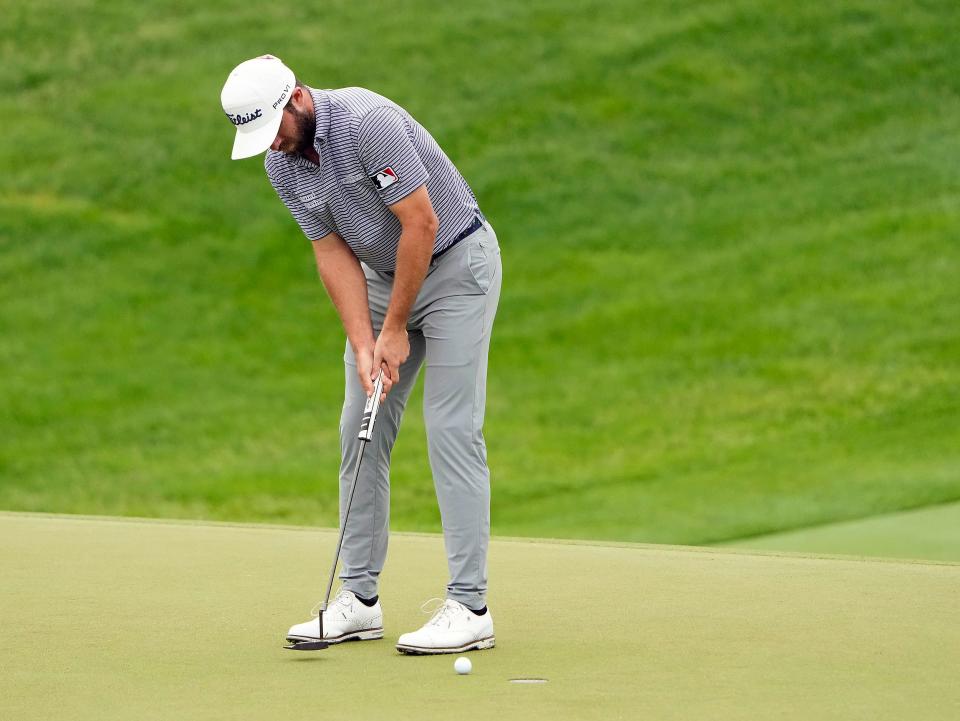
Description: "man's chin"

(278, 143), (312, 157)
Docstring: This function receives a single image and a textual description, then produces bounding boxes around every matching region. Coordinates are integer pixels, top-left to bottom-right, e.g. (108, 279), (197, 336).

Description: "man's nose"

(270, 134), (282, 151)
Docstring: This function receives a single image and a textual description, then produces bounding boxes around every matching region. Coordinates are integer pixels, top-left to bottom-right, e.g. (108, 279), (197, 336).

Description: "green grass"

(1, 0), (959, 544)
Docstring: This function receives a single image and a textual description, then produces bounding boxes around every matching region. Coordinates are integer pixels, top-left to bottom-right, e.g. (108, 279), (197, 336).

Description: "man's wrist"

(381, 317), (408, 334)
(350, 335), (376, 354)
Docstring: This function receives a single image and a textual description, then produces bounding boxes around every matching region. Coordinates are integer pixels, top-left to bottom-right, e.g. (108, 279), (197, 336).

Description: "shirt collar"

(310, 87), (331, 150)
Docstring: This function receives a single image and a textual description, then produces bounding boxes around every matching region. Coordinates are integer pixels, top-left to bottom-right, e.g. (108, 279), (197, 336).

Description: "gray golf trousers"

(337, 219), (501, 610)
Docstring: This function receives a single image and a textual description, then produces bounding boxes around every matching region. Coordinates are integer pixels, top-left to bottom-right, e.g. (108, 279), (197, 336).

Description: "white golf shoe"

(396, 598), (495, 655)
(286, 588), (383, 644)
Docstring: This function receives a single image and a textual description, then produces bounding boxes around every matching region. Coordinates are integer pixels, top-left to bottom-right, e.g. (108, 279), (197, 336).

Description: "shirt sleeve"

(265, 156), (332, 241)
(356, 107), (430, 206)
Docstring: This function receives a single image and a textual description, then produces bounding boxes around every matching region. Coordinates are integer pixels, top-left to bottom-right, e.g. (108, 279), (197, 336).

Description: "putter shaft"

(318, 372), (385, 618)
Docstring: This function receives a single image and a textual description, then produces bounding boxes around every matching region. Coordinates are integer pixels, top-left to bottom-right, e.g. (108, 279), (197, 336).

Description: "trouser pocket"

(466, 237), (500, 294)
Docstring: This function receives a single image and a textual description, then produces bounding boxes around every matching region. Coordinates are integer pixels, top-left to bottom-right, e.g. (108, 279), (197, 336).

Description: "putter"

(285, 370), (386, 651)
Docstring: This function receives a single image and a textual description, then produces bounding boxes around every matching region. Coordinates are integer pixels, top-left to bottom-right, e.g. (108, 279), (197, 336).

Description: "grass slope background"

(1, 0), (958, 546)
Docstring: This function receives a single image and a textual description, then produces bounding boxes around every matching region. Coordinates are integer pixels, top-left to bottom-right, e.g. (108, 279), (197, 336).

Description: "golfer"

(221, 56), (500, 654)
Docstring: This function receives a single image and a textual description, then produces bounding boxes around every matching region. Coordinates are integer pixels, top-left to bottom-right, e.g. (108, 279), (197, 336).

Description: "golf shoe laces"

(420, 598), (460, 628)
(310, 587), (354, 617)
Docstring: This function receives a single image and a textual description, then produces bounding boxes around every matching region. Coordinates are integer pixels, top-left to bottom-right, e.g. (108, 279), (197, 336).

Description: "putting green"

(1, 512), (958, 721)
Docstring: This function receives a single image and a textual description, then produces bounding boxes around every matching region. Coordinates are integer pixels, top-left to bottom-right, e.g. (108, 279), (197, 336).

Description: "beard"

(279, 105), (316, 156)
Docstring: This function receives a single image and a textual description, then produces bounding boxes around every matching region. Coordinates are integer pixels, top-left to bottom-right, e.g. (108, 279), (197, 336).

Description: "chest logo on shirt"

(371, 166), (399, 190)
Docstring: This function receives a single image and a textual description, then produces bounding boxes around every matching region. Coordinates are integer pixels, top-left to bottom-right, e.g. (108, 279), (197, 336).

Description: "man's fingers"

(358, 369), (373, 397)
(380, 361), (396, 401)
(357, 349), (375, 397)
(370, 350), (384, 396)
(371, 329), (408, 401)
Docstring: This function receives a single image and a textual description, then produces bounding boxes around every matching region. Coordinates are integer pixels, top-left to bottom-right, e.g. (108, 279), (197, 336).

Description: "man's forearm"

(383, 221), (436, 332)
(312, 236), (375, 353)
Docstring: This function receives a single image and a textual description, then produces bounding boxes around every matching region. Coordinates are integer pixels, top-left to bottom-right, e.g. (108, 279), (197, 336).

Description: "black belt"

(431, 213), (484, 262)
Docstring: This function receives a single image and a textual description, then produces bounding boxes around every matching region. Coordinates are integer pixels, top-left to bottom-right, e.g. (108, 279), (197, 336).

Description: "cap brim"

(230, 112), (284, 160)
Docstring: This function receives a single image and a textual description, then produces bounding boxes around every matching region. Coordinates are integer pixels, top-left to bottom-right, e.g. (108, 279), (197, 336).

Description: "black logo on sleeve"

(370, 166), (399, 190)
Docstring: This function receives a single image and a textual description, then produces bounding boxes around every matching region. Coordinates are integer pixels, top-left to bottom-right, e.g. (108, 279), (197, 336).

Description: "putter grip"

(358, 372), (385, 441)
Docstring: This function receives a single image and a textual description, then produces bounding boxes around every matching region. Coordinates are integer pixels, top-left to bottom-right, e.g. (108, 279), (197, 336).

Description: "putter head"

(284, 639), (330, 651)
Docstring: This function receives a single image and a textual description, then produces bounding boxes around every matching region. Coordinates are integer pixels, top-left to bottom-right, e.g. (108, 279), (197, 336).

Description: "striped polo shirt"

(265, 87), (481, 272)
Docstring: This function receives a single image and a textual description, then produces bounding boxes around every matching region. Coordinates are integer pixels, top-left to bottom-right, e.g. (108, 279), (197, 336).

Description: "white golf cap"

(221, 55), (296, 160)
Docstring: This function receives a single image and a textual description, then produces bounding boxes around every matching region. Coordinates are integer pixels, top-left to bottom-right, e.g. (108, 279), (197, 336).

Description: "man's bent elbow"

(403, 214), (438, 247)
(425, 211), (439, 238)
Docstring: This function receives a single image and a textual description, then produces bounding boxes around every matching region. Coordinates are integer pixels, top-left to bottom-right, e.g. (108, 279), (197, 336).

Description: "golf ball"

(454, 657), (472, 675)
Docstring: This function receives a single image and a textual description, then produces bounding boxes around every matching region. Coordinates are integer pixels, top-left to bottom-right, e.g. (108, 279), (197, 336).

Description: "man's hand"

(372, 326), (409, 399)
(354, 344), (377, 399)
